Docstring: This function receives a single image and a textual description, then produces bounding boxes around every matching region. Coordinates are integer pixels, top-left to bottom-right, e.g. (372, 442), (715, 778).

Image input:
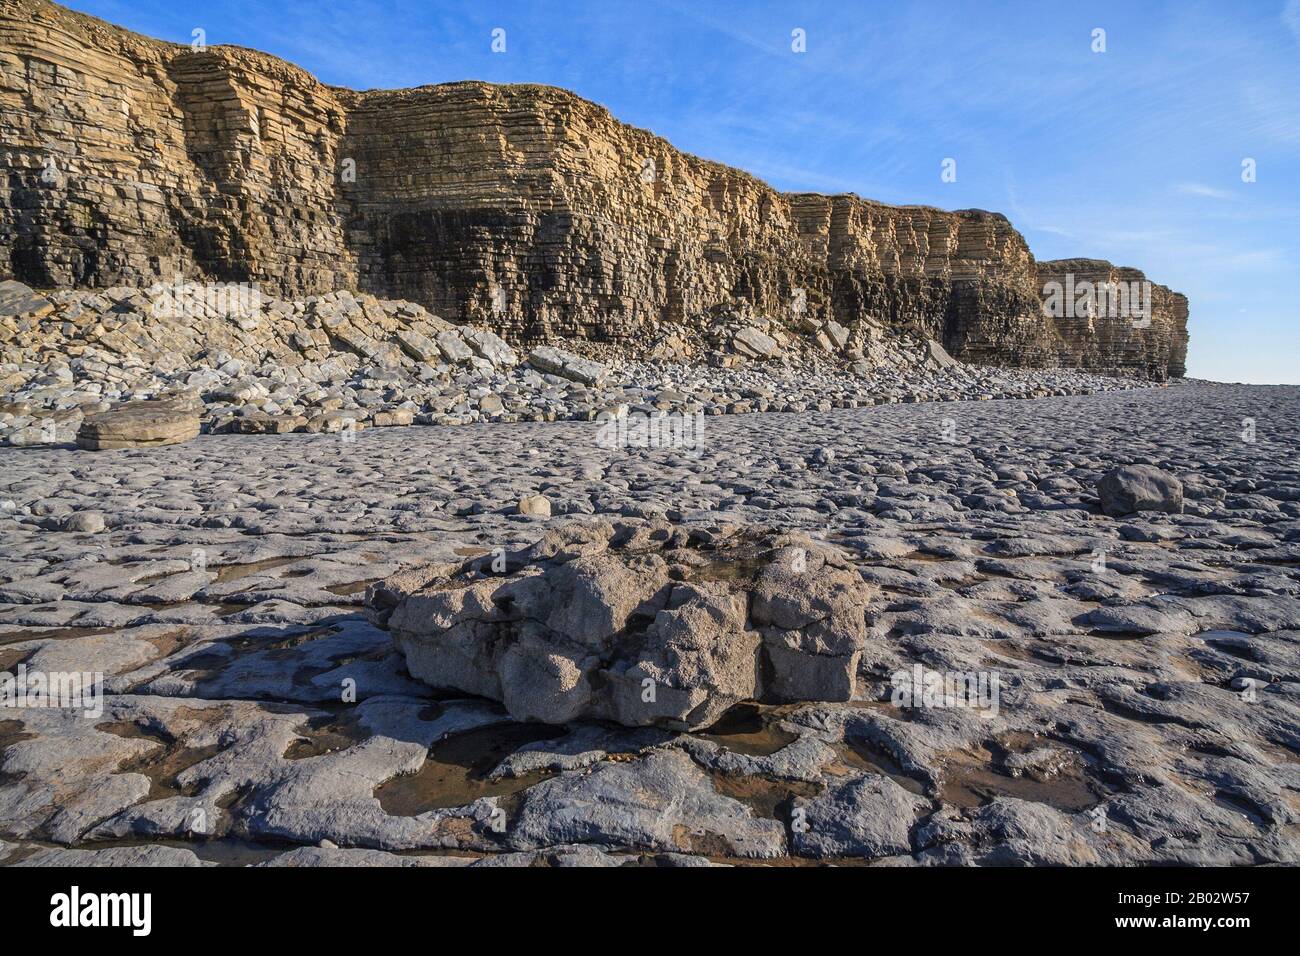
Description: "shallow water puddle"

(699, 703), (798, 757)
(98, 719), (222, 800)
(375, 722), (566, 815)
(938, 736), (1104, 811)
(324, 578), (379, 597)
(1212, 791), (1270, 827)
(662, 540), (774, 587)
(833, 736), (927, 795)
(141, 628), (194, 657)
(283, 711), (370, 760)
(213, 556), (305, 584)
(216, 625), (339, 656)
(708, 773), (820, 819)
(0, 718), (33, 752)
(17, 836), (293, 867)
(0, 646), (34, 672)
(170, 627), (338, 687)
(0, 625), (118, 647)
(1086, 629), (1153, 641)
(161, 837), (291, 866)
(1194, 630), (1261, 666)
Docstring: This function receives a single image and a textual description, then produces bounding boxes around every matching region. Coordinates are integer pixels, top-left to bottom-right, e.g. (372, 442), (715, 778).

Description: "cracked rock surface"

(0, 383), (1297, 866)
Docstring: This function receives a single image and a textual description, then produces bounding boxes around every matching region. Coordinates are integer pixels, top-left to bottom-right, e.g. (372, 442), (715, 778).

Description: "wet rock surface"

(0, 384), (1297, 866)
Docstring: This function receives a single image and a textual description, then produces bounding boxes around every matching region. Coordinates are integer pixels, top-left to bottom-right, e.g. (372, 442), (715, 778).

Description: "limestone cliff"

(0, 0), (1188, 378)
(1038, 259), (1188, 379)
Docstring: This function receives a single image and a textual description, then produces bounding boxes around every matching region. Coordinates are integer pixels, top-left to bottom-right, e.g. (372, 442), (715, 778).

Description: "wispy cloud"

(1176, 182), (1236, 200)
(653, 0), (788, 58)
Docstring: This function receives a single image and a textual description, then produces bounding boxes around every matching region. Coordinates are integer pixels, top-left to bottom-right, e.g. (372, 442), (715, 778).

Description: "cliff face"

(0, 0), (352, 292)
(0, 0), (1188, 378)
(1038, 259), (1188, 379)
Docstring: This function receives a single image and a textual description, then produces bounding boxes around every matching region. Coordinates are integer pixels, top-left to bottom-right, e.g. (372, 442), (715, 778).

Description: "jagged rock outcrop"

(0, 0), (1188, 378)
(368, 520), (874, 730)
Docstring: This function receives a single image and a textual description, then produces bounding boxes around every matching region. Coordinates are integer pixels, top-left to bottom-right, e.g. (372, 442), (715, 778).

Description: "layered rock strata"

(1038, 259), (1188, 378)
(0, 277), (1165, 449)
(0, 0), (1187, 378)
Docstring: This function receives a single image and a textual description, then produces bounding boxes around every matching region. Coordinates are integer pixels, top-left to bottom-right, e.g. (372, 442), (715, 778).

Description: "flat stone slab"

(0, 280), (54, 320)
(76, 398), (201, 449)
(731, 325), (781, 359)
(527, 346), (608, 386)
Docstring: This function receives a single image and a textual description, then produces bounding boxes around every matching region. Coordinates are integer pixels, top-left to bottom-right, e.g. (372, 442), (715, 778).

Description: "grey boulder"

(1097, 464), (1184, 517)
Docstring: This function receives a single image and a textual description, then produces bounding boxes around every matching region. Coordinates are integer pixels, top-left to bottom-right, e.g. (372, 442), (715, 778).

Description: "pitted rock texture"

(0, 384), (1297, 866)
(0, 0), (1187, 379)
(370, 521), (873, 729)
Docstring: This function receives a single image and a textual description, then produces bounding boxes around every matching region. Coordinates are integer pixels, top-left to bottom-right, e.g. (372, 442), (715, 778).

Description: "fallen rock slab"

(0, 280), (54, 320)
(76, 398), (201, 450)
(527, 346), (608, 386)
(731, 325), (781, 360)
(925, 339), (958, 368)
(463, 327), (518, 367)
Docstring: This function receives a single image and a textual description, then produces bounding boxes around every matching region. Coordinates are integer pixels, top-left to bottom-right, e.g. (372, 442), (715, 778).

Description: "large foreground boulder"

(76, 398), (201, 450)
(1097, 464), (1184, 517)
(368, 521), (874, 730)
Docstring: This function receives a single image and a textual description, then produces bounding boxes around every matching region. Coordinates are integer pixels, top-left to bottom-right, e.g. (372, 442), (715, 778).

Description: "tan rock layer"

(0, 0), (1188, 378)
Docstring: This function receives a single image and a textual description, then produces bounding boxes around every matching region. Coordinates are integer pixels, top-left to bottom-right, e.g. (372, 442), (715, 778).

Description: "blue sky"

(67, 0), (1300, 383)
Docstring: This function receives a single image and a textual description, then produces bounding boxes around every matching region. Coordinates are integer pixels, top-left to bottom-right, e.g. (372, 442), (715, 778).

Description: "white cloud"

(1176, 182), (1236, 200)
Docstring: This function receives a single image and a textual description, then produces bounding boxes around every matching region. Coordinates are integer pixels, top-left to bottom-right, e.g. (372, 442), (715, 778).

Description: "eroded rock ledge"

(0, 0), (1187, 378)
